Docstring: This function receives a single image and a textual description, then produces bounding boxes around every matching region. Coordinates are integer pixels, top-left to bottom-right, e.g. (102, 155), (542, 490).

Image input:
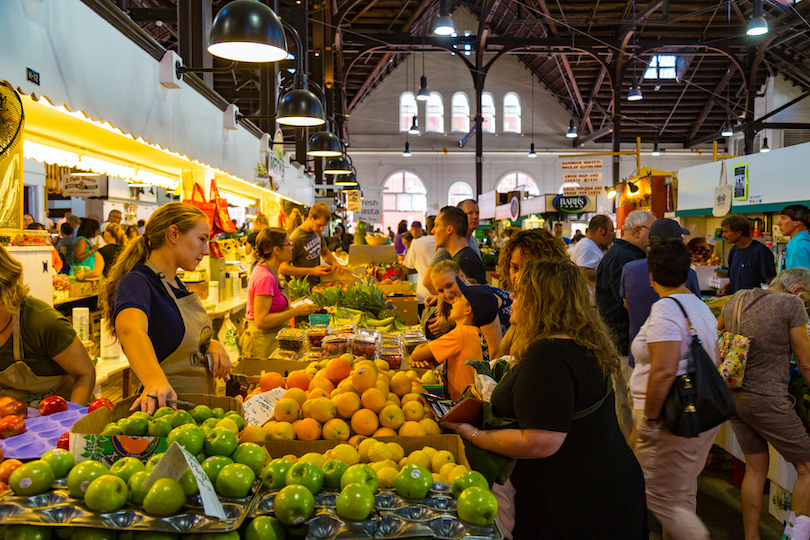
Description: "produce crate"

(69, 394), (242, 466)
(226, 358), (315, 398)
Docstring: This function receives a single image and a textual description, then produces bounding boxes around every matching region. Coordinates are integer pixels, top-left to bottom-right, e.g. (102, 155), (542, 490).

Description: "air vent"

(784, 129), (810, 147)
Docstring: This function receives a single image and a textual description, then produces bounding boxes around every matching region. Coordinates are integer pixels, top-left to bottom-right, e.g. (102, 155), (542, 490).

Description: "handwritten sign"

(242, 387), (286, 427)
(563, 172), (602, 183)
(563, 185), (604, 196)
(346, 190), (361, 212)
(561, 159), (603, 171)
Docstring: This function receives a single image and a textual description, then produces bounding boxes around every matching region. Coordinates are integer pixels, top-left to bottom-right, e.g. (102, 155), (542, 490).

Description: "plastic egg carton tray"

(0, 479), (262, 534)
(0, 404), (87, 460)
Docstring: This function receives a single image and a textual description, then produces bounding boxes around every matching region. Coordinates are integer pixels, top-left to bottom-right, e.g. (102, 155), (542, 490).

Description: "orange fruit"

(324, 357), (352, 383)
(390, 372), (413, 397)
(308, 388), (330, 400)
(419, 418), (441, 435)
(348, 434), (366, 448)
(402, 400), (425, 421)
(334, 392), (362, 419)
(387, 393), (401, 407)
(357, 360), (379, 375)
(400, 393), (422, 405)
(375, 378), (390, 396)
(286, 371), (312, 391)
(274, 398), (302, 422)
(262, 420), (277, 438)
(373, 427), (397, 438)
(322, 418), (350, 441)
(240, 425), (267, 443)
(360, 388), (387, 414)
(398, 421), (427, 437)
(310, 397), (337, 423)
(283, 387), (308, 406)
(351, 366), (377, 393)
(309, 377), (335, 394)
(259, 372), (285, 392)
(295, 418), (323, 441)
(351, 408), (379, 437)
(301, 400), (313, 418)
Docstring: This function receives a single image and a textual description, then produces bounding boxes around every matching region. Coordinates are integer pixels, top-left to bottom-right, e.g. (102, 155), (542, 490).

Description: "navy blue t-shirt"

(727, 241), (776, 294)
(620, 258), (701, 367)
(113, 263), (192, 363)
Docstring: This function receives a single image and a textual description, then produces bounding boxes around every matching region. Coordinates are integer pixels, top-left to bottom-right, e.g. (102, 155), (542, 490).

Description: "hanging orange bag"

(182, 183), (216, 231)
(210, 178), (236, 235)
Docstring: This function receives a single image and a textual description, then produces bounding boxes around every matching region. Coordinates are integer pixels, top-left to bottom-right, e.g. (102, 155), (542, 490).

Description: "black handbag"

(661, 297), (735, 438)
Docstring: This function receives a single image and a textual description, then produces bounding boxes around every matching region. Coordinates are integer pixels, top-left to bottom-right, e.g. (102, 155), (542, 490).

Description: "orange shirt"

(427, 325), (483, 401)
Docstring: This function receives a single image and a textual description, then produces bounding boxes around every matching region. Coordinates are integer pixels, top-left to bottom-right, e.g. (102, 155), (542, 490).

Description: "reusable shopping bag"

(211, 179), (237, 235)
(713, 159), (732, 217)
(718, 291), (750, 388)
(182, 183), (216, 230)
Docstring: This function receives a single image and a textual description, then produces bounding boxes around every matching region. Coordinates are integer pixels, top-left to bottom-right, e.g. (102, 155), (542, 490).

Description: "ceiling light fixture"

(566, 119), (578, 139)
(208, 0), (288, 63)
(628, 180), (640, 194)
(403, 142), (412, 157)
(408, 115), (419, 135)
(721, 119), (734, 137)
(651, 142), (661, 156)
(275, 21), (325, 126)
(434, 0), (455, 35)
(418, 30), (429, 100)
(761, 137), (770, 152)
(307, 128), (343, 157)
(606, 185), (617, 199)
(747, 0), (769, 36)
(528, 143), (537, 158)
(335, 172), (359, 186)
(324, 155), (352, 175)
(529, 74), (538, 153)
(627, 0), (643, 102)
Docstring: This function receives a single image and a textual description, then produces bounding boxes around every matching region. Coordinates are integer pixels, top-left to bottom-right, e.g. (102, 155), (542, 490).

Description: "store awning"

(20, 92), (271, 203)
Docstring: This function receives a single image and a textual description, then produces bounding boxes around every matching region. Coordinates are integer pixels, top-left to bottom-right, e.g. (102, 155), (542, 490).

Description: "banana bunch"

(367, 318), (409, 334)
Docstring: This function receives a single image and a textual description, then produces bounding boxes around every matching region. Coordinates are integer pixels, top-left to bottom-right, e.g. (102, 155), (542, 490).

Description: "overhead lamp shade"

(408, 115), (420, 135)
(528, 142), (537, 157)
(308, 131), (343, 157)
(628, 76), (643, 101)
(747, 15), (768, 36)
(324, 156), (352, 175)
(721, 120), (734, 137)
(403, 142), (412, 157)
(628, 181), (639, 194)
(651, 142), (661, 156)
(566, 119), (578, 139)
(335, 173), (358, 186)
(761, 137), (770, 152)
(417, 76), (430, 101)
(435, 15), (455, 36)
(276, 89), (326, 126)
(208, 0), (288, 62)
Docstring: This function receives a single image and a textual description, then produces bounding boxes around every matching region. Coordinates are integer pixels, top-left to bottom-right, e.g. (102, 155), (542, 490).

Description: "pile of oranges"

(241, 354), (439, 443)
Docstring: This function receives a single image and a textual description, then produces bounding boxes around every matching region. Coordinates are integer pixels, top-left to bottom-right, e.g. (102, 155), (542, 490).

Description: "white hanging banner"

(561, 159), (603, 171)
(563, 185), (604, 196)
(562, 172), (602, 183)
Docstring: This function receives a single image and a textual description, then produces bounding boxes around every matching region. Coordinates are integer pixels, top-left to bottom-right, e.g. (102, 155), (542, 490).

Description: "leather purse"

(662, 297), (736, 438)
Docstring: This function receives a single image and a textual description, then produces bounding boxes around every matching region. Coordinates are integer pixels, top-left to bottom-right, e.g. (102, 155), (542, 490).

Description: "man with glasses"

(100, 209), (122, 234)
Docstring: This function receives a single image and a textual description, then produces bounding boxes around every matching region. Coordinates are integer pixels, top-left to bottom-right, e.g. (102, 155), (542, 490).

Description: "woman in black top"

(98, 223), (126, 278)
(443, 259), (647, 539)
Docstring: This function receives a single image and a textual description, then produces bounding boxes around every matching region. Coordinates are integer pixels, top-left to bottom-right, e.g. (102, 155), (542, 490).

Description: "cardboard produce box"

(262, 434), (470, 469)
(321, 264), (365, 284)
(70, 394), (242, 466)
(69, 279), (99, 299)
(379, 282), (414, 295)
(227, 358), (315, 397)
(388, 295), (419, 325)
(348, 245), (397, 265)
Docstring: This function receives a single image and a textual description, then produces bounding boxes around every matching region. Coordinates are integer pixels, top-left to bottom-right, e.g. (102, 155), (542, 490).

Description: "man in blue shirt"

(778, 204), (810, 271)
(717, 215), (776, 295)
(554, 222), (572, 245)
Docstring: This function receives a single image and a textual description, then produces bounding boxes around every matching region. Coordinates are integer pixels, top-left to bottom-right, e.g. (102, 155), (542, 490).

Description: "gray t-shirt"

(721, 288), (809, 396)
(290, 226), (323, 286)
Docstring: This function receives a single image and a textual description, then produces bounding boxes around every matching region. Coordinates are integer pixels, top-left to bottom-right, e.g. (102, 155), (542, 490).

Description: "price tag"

(242, 387), (287, 427)
(143, 442), (226, 519)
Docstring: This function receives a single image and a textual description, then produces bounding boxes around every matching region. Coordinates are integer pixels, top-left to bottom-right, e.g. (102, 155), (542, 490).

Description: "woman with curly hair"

(443, 258), (646, 538)
(497, 228), (569, 292)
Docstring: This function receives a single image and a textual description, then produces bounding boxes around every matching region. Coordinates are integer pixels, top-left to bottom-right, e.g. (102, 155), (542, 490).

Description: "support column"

(744, 44), (758, 155)
(474, 76), (485, 197)
(178, 0), (213, 87)
(612, 74), (623, 189)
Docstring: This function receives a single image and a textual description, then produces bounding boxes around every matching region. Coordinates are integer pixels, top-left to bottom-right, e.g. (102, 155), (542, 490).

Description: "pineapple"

(377, 307), (404, 325)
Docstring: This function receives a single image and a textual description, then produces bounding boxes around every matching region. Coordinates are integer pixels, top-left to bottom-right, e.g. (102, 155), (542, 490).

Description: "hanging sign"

(552, 194), (595, 214)
(359, 187), (383, 225)
(733, 163), (748, 201)
(561, 159), (603, 170)
(563, 172), (602, 183)
(346, 190), (361, 212)
(509, 195), (521, 221)
(60, 173), (102, 197)
(563, 185), (603, 196)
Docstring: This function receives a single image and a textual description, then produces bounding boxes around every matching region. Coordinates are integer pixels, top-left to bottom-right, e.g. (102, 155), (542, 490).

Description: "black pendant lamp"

(276, 21), (325, 126)
(308, 118), (344, 157)
(324, 156), (352, 175)
(208, 0), (288, 63)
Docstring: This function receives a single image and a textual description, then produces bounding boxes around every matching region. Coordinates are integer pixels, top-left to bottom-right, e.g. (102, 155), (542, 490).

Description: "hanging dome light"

(417, 76), (430, 101)
(307, 130), (343, 157)
(651, 142), (661, 156)
(435, 15), (454, 36)
(208, 0), (288, 63)
(324, 156), (352, 175)
(335, 173), (358, 186)
(276, 89), (325, 126)
(761, 137), (771, 152)
(403, 142), (412, 157)
(408, 115), (420, 135)
(527, 143), (537, 158)
(628, 76), (643, 101)
(721, 119), (734, 137)
(566, 119), (578, 139)
(747, 15), (768, 36)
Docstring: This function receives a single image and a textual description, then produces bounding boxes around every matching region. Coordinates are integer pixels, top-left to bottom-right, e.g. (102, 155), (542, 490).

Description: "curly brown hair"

(511, 258), (619, 376)
(497, 228), (569, 291)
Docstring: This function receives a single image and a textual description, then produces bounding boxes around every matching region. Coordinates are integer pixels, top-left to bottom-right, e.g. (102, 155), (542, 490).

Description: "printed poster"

(733, 163), (748, 201)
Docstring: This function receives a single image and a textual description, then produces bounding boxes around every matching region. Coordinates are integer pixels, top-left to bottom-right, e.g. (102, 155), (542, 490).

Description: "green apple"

(166, 425), (205, 455)
(202, 456), (234, 484)
(224, 412), (245, 432)
(394, 464), (432, 499)
(285, 462), (323, 495)
(202, 417), (220, 430)
(204, 427), (238, 457)
(190, 405), (213, 424)
(130, 411), (152, 422)
(70, 529), (117, 540)
(100, 424), (122, 436)
(231, 443), (266, 476)
(119, 417), (148, 436)
(273, 484), (315, 527)
(66, 461), (108, 499)
(127, 470), (151, 505)
(340, 464), (378, 494)
(336, 483), (375, 521)
(148, 417), (173, 437)
(5, 525), (52, 540)
(171, 410), (195, 428)
(84, 475), (128, 512)
(142, 478), (186, 516)
(199, 425), (212, 439)
(450, 470), (488, 499)
(9, 460), (55, 496)
(194, 452), (206, 464)
(109, 457), (145, 484)
(178, 469), (199, 497)
(321, 460), (349, 490)
(215, 463), (255, 498)
(261, 458), (293, 489)
(245, 515), (284, 540)
(41, 449), (75, 478)
(153, 406), (175, 419)
(145, 453), (165, 471)
(211, 407), (226, 419)
(456, 486), (498, 527)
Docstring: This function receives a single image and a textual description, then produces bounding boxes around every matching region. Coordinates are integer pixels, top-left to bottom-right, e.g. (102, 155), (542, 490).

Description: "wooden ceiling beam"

(686, 66), (733, 140)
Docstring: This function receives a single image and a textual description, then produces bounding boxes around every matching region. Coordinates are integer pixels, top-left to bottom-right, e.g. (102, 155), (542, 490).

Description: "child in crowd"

(411, 277), (498, 400)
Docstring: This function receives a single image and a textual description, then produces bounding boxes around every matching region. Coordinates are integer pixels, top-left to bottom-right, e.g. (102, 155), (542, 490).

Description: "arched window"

(496, 172), (540, 196)
(426, 93), (444, 133)
(503, 93), (521, 133)
(481, 93), (495, 133)
(382, 171), (427, 233)
(452, 93), (470, 133)
(448, 182), (474, 207)
(400, 92), (417, 132)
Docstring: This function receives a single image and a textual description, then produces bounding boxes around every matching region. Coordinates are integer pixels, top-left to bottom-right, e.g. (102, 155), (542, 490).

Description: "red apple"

(56, 432), (70, 451)
(0, 397), (16, 409)
(0, 415), (26, 438)
(0, 459), (22, 483)
(0, 444), (4, 461)
(0, 400), (27, 419)
(38, 396), (68, 416)
(0, 481), (8, 492)
(88, 397), (114, 414)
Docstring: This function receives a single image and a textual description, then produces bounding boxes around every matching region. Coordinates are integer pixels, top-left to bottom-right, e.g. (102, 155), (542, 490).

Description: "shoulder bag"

(718, 290), (751, 388)
(713, 159), (732, 217)
(662, 297), (735, 438)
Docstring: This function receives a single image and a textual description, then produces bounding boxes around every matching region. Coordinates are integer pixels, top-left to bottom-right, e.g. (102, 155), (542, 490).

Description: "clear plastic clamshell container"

(276, 328), (308, 352)
(322, 335), (349, 357)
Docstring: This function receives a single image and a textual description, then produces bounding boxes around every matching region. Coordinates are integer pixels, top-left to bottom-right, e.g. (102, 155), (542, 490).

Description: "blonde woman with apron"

(100, 203), (232, 414)
(0, 245), (96, 406)
(243, 228), (319, 358)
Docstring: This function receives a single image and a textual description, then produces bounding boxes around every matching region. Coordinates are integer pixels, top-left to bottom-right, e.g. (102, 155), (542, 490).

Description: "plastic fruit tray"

(0, 403), (87, 460)
(251, 483), (503, 540)
(0, 478), (262, 534)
